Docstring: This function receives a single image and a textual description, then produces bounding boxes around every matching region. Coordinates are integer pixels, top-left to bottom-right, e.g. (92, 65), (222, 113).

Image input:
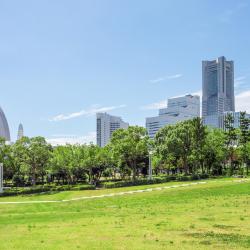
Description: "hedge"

(101, 174), (210, 189)
(0, 184), (95, 197)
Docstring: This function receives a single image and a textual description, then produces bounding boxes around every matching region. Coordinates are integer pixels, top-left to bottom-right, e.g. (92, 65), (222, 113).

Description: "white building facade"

(96, 113), (129, 147)
(146, 95), (200, 138)
(0, 107), (10, 141)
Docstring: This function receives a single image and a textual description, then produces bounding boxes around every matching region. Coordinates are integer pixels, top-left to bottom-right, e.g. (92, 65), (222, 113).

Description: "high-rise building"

(96, 113), (129, 147)
(17, 123), (24, 140)
(146, 94), (200, 138)
(0, 107), (10, 141)
(202, 56), (235, 127)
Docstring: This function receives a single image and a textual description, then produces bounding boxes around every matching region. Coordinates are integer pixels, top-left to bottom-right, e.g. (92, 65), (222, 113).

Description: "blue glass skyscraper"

(202, 56), (235, 127)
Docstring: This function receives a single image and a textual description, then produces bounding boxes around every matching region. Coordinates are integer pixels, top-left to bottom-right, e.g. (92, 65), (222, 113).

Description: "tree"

(155, 125), (179, 173)
(239, 112), (250, 174)
(204, 128), (226, 175)
(175, 121), (193, 174)
(83, 144), (109, 185)
(190, 117), (207, 173)
(224, 114), (238, 175)
(16, 137), (52, 186)
(0, 138), (15, 182)
(155, 121), (193, 174)
(50, 144), (86, 184)
(109, 126), (149, 180)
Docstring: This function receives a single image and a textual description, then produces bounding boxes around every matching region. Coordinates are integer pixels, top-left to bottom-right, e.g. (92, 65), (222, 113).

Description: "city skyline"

(0, 0), (250, 144)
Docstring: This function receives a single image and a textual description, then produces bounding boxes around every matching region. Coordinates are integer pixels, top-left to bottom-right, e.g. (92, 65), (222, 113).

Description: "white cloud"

(167, 74), (183, 79)
(50, 134), (77, 137)
(49, 104), (126, 122)
(234, 76), (247, 88)
(150, 74), (182, 83)
(46, 132), (96, 146)
(235, 90), (250, 113)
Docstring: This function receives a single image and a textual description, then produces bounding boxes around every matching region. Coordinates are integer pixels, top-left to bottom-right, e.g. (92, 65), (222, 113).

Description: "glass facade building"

(202, 56), (235, 127)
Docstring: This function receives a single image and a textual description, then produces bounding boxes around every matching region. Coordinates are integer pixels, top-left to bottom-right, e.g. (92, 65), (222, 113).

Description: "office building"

(17, 123), (24, 140)
(0, 107), (10, 141)
(146, 94), (200, 138)
(96, 113), (129, 147)
(202, 56), (235, 127)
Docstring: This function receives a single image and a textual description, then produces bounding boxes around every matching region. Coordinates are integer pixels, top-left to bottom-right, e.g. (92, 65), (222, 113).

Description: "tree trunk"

(183, 157), (188, 175)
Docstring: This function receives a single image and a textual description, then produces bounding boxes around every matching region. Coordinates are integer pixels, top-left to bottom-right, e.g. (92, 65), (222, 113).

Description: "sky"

(0, 0), (250, 144)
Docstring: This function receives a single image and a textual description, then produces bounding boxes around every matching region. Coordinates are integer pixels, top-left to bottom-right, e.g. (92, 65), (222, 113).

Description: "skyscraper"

(202, 56), (235, 127)
(96, 113), (129, 147)
(0, 107), (10, 141)
(146, 94), (200, 138)
(17, 123), (24, 140)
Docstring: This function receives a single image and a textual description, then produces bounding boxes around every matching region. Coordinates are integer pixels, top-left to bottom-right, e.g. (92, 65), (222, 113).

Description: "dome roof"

(0, 107), (10, 141)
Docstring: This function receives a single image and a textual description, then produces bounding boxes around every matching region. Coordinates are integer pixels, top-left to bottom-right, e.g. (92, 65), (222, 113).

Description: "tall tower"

(202, 56), (235, 127)
(96, 113), (129, 147)
(17, 123), (24, 140)
(0, 107), (10, 141)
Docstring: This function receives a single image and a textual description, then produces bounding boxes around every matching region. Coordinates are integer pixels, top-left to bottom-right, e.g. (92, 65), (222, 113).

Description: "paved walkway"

(0, 179), (248, 205)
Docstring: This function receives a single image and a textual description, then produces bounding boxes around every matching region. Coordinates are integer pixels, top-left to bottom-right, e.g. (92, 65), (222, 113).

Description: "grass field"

(0, 178), (249, 250)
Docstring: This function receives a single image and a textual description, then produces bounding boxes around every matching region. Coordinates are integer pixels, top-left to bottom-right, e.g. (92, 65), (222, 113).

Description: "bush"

(199, 173), (209, 179)
(190, 174), (200, 180)
(12, 174), (25, 187)
(176, 175), (190, 181)
(0, 183), (95, 197)
(101, 176), (174, 189)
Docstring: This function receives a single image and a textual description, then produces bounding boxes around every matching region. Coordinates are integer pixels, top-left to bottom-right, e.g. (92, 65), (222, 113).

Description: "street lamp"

(148, 150), (153, 180)
(0, 163), (3, 193)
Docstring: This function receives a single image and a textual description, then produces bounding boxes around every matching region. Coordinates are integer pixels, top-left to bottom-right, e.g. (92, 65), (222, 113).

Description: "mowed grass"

(0, 179), (249, 250)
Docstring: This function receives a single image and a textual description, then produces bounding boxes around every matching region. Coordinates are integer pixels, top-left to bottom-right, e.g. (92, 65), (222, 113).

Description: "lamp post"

(148, 151), (153, 180)
(0, 163), (3, 193)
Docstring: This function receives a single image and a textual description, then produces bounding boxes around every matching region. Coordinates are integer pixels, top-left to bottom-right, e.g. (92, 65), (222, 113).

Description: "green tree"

(155, 125), (178, 173)
(204, 128), (226, 175)
(239, 112), (250, 174)
(224, 114), (237, 175)
(190, 117), (207, 173)
(15, 137), (52, 186)
(109, 126), (149, 180)
(175, 121), (193, 174)
(83, 144), (108, 185)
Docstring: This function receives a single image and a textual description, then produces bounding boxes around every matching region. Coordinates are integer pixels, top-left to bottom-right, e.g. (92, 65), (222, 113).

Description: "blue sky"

(0, 0), (250, 144)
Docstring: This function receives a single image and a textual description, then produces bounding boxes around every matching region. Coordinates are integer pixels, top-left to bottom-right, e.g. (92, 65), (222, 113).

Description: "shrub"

(190, 174), (200, 180)
(176, 175), (190, 181)
(0, 183), (95, 197)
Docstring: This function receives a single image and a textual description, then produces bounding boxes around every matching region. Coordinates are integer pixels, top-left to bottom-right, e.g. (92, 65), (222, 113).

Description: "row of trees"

(154, 113), (250, 176)
(0, 113), (249, 187)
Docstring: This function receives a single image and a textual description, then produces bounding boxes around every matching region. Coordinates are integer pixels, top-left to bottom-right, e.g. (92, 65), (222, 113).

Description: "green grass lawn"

(0, 178), (249, 249)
